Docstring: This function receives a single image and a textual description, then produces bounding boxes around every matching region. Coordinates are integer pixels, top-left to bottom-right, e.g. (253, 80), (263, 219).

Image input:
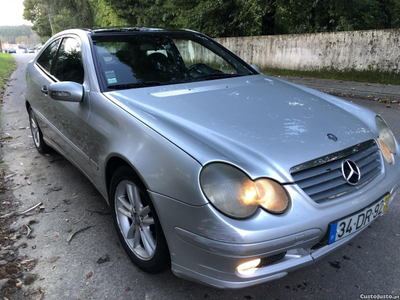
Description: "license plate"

(328, 194), (390, 244)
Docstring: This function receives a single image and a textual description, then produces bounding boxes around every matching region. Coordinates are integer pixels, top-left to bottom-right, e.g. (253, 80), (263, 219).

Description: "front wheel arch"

(104, 156), (150, 201)
(109, 165), (171, 273)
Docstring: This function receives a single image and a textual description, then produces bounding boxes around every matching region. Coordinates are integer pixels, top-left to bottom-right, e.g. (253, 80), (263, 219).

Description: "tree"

(23, 0), (95, 37)
(22, 0), (400, 39)
(90, 0), (127, 27)
(164, 0), (265, 37)
(0, 25), (41, 47)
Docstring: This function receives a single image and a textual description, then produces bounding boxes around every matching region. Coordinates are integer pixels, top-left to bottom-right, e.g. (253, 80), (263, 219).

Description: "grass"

(0, 53), (16, 137)
(0, 53), (16, 90)
(261, 67), (400, 85)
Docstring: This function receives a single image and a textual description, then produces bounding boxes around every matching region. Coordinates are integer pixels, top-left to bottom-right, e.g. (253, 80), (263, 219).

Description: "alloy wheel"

(114, 180), (156, 260)
(30, 115), (41, 148)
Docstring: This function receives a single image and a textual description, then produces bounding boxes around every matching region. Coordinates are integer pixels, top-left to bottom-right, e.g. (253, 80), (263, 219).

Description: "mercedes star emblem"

(341, 159), (361, 185)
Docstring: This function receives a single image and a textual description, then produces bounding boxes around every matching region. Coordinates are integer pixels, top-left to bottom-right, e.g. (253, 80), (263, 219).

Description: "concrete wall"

(215, 29), (400, 73)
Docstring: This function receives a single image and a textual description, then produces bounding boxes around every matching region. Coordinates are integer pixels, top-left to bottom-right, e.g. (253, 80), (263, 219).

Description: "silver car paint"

(48, 81), (84, 102)
(104, 74), (379, 184)
(25, 29), (400, 289)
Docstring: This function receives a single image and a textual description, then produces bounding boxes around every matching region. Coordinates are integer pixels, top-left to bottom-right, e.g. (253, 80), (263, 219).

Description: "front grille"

(290, 140), (382, 203)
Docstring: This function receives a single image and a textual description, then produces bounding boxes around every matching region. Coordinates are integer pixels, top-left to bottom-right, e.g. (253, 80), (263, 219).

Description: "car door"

(30, 39), (63, 145)
(35, 35), (92, 176)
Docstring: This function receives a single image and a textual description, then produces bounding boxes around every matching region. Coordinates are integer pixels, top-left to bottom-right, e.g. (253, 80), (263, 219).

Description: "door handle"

(41, 85), (48, 95)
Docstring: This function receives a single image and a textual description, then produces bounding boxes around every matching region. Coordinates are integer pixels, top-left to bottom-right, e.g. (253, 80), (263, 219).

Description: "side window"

(37, 40), (60, 73)
(53, 37), (84, 84)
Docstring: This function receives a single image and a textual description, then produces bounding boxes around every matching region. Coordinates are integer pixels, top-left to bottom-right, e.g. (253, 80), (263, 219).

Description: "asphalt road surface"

(1, 54), (399, 300)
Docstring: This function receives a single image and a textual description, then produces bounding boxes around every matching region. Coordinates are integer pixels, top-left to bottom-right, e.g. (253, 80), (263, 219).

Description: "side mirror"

(250, 64), (260, 73)
(49, 82), (83, 102)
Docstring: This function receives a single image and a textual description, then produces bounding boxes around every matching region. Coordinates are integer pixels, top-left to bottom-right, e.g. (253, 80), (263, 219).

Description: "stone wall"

(215, 29), (400, 73)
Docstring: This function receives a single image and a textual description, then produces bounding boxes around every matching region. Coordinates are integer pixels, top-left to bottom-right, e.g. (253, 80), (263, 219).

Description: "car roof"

(80, 27), (198, 35)
(49, 27), (206, 43)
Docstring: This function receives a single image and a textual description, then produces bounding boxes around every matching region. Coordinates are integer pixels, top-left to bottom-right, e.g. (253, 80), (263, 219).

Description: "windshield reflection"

(92, 33), (254, 90)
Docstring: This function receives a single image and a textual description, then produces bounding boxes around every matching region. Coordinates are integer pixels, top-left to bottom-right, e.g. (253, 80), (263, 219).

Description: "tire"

(29, 108), (50, 154)
(109, 166), (170, 273)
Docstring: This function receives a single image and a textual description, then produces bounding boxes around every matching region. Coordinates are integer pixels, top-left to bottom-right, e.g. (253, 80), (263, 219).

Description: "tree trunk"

(46, 7), (54, 35)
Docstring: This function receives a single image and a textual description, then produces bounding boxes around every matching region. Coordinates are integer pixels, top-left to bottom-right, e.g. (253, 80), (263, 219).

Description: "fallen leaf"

(16, 280), (23, 288)
(49, 256), (61, 264)
(97, 254), (110, 264)
(330, 261), (341, 269)
(19, 242), (28, 248)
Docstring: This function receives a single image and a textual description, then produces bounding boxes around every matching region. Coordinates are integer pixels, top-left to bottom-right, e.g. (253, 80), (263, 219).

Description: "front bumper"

(149, 158), (400, 289)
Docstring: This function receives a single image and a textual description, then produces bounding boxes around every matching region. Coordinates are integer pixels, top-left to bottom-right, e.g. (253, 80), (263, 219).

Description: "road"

(1, 54), (399, 300)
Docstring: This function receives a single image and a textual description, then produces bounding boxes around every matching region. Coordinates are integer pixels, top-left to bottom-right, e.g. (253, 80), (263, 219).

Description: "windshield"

(91, 32), (254, 90)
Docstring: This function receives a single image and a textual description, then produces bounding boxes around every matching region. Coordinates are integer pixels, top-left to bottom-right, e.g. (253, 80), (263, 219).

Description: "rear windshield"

(91, 32), (254, 90)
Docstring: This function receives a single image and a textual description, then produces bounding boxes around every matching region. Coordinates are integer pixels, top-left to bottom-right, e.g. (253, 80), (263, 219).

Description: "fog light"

(237, 258), (261, 275)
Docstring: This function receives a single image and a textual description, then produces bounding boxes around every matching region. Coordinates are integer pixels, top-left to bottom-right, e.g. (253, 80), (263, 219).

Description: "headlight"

(200, 163), (289, 219)
(376, 115), (396, 164)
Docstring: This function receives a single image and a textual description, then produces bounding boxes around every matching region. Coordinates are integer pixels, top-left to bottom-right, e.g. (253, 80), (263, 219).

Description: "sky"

(0, 0), (32, 26)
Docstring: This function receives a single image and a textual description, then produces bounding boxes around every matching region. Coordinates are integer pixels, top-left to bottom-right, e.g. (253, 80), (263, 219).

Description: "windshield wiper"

(183, 73), (245, 82)
(108, 81), (164, 90)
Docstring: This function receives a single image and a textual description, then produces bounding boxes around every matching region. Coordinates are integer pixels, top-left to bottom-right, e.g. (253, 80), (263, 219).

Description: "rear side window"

(53, 37), (84, 84)
(37, 39), (60, 73)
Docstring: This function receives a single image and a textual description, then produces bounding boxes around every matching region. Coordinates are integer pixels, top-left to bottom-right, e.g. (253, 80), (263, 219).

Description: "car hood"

(105, 74), (377, 182)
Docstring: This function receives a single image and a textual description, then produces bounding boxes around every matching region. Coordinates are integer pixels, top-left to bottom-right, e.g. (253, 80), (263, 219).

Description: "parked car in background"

(16, 48), (27, 54)
(8, 47), (16, 53)
(25, 28), (400, 289)
(28, 48), (35, 53)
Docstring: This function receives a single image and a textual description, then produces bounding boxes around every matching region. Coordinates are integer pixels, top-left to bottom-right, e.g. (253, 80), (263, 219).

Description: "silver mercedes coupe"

(25, 28), (400, 289)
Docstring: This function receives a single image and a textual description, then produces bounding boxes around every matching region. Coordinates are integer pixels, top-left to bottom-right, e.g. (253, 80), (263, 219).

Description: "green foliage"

(101, 0), (172, 28)
(90, 0), (127, 27)
(23, 0), (95, 37)
(22, 0), (400, 38)
(164, 0), (259, 36)
(0, 53), (16, 91)
(41, 36), (50, 44)
(262, 67), (400, 85)
(274, 0), (400, 34)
